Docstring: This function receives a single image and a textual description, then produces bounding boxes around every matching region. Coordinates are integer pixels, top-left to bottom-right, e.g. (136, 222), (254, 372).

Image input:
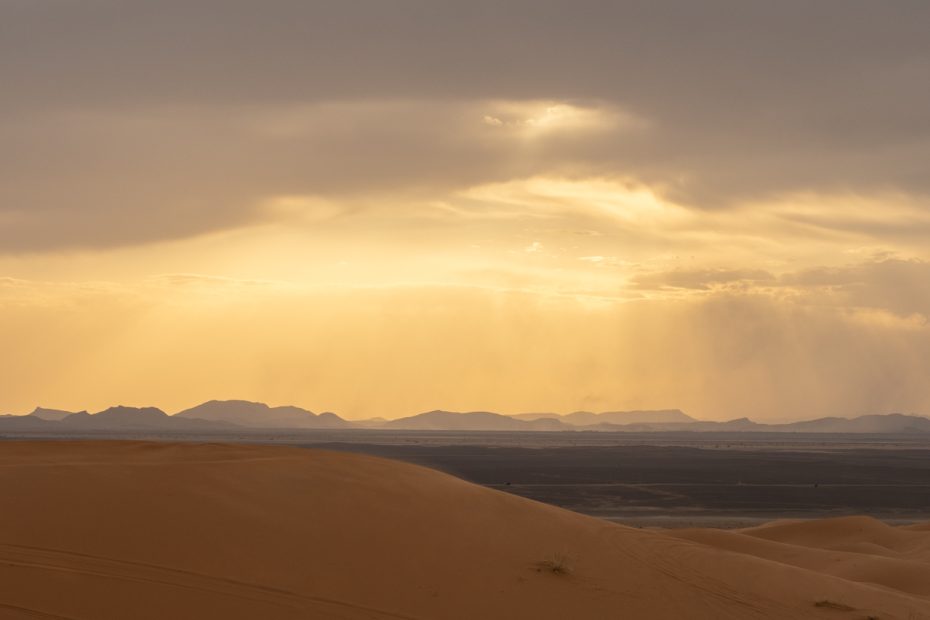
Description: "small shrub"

(536, 552), (572, 576)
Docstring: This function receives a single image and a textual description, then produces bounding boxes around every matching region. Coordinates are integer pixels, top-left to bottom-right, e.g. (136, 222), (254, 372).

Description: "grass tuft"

(535, 552), (573, 576)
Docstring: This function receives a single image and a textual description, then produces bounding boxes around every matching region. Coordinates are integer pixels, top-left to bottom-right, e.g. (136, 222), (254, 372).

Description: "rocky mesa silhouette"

(175, 399), (350, 429)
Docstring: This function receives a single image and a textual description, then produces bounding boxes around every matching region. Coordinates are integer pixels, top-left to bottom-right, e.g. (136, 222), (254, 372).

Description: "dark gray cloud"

(2, 1), (930, 249)
(5, 1), (928, 109)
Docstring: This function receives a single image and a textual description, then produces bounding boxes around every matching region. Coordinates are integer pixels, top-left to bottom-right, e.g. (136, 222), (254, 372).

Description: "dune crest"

(0, 442), (927, 619)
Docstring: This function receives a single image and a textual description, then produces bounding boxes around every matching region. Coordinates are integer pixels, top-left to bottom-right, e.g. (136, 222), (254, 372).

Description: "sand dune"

(670, 525), (930, 597)
(0, 442), (928, 619)
(743, 516), (930, 562)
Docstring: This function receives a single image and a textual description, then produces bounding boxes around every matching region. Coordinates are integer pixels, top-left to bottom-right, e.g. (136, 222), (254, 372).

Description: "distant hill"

(2, 403), (929, 435)
(385, 410), (567, 431)
(578, 415), (930, 434)
(374, 411), (930, 433)
(0, 415), (54, 431)
(174, 400), (351, 429)
(59, 406), (236, 430)
(29, 407), (84, 421)
(0, 402), (350, 433)
(352, 416), (390, 428)
(778, 414), (930, 434)
(0, 406), (233, 431)
(583, 417), (760, 433)
(513, 410), (696, 425)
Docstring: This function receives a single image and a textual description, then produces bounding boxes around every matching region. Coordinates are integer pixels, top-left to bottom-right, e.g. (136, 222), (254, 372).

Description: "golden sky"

(3, 2), (930, 420)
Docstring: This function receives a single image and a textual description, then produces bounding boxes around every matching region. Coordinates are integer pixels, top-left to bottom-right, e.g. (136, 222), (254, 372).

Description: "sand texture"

(0, 441), (928, 619)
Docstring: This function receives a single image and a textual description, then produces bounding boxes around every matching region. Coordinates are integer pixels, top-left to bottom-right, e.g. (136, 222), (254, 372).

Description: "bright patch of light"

(480, 101), (642, 135)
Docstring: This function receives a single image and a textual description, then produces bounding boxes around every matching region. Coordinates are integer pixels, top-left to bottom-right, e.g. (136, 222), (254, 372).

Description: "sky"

(2, 1), (930, 420)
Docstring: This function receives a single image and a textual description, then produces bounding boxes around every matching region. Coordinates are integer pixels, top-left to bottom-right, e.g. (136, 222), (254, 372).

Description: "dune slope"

(0, 441), (927, 619)
(670, 523), (930, 597)
(743, 516), (930, 561)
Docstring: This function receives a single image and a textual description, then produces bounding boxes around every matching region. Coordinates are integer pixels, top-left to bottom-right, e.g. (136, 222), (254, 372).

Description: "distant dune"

(671, 517), (930, 598)
(0, 441), (927, 619)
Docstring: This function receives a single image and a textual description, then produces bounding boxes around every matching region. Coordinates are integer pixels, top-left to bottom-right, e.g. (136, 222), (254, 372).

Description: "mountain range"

(2, 402), (929, 434)
(511, 409), (696, 425)
(174, 400), (350, 429)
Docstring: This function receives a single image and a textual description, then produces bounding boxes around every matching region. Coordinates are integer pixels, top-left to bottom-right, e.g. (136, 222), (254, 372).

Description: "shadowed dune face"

(0, 442), (928, 619)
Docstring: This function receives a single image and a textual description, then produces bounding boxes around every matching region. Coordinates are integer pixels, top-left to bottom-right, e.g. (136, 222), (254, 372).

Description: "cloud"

(632, 269), (776, 291)
(3, 2), (930, 250)
(785, 259), (930, 318)
(630, 258), (930, 322)
(0, 100), (633, 251)
(147, 273), (290, 290)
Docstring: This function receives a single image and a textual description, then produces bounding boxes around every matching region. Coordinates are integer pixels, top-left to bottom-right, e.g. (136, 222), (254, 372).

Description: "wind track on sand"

(0, 543), (418, 620)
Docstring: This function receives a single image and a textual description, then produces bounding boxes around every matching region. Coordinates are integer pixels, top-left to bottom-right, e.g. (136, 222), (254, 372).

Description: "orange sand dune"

(0, 441), (928, 620)
(743, 516), (930, 562)
(670, 525), (930, 597)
